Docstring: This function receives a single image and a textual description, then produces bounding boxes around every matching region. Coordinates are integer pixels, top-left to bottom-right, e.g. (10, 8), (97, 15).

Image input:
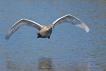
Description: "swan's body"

(38, 26), (52, 38)
(5, 14), (90, 40)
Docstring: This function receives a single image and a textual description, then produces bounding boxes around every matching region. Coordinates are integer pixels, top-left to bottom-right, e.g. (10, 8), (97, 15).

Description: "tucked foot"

(48, 36), (50, 39)
(37, 35), (40, 38)
(37, 33), (39, 35)
(37, 33), (41, 38)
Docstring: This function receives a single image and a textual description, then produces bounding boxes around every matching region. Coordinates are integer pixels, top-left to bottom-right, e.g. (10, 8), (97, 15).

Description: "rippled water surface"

(0, 0), (106, 71)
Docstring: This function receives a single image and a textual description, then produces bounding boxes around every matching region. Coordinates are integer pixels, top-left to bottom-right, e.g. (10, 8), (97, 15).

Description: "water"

(0, 0), (106, 71)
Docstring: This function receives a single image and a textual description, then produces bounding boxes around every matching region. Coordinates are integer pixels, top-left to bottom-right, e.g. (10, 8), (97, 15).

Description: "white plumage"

(6, 14), (90, 40)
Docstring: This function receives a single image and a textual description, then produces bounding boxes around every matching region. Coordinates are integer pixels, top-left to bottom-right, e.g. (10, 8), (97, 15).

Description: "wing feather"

(52, 14), (90, 32)
(6, 19), (42, 40)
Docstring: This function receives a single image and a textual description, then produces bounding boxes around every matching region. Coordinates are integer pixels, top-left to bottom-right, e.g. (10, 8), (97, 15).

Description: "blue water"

(0, 0), (106, 71)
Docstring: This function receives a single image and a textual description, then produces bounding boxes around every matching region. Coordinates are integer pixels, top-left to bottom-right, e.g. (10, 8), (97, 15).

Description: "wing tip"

(85, 26), (90, 33)
(86, 28), (90, 33)
(81, 22), (90, 33)
(5, 35), (9, 40)
(5, 30), (11, 40)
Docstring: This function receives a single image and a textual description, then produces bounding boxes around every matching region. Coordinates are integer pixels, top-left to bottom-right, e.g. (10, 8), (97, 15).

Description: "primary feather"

(52, 14), (89, 32)
(5, 19), (42, 40)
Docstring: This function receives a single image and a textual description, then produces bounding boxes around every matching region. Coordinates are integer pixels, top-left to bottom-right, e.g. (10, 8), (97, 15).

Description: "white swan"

(5, 14), (90, 40)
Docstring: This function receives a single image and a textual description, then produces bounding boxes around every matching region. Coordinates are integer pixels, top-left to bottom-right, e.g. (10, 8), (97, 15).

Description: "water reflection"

(4, 58), (106, 71)
(38, 57), (53, 71)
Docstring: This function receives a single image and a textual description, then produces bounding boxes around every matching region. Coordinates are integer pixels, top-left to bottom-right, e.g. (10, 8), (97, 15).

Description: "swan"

(5, 14), (90, 40)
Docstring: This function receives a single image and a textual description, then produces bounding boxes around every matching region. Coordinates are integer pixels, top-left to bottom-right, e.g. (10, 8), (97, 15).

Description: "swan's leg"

(37, 33), (39, 35)
(48, 36), (50, 39)
(37, 33), (41, 38)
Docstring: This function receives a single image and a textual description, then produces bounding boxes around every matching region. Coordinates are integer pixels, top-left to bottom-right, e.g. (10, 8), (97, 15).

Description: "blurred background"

(0, 0), (106, 71)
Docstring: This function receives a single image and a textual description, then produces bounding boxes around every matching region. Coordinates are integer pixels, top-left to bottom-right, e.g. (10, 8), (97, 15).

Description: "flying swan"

(5, 14), (90, 40)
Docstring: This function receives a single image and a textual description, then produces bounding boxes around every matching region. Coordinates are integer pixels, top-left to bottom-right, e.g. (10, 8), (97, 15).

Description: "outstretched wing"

(6, 19), (43, 40)
(52, 14), (90, 32)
